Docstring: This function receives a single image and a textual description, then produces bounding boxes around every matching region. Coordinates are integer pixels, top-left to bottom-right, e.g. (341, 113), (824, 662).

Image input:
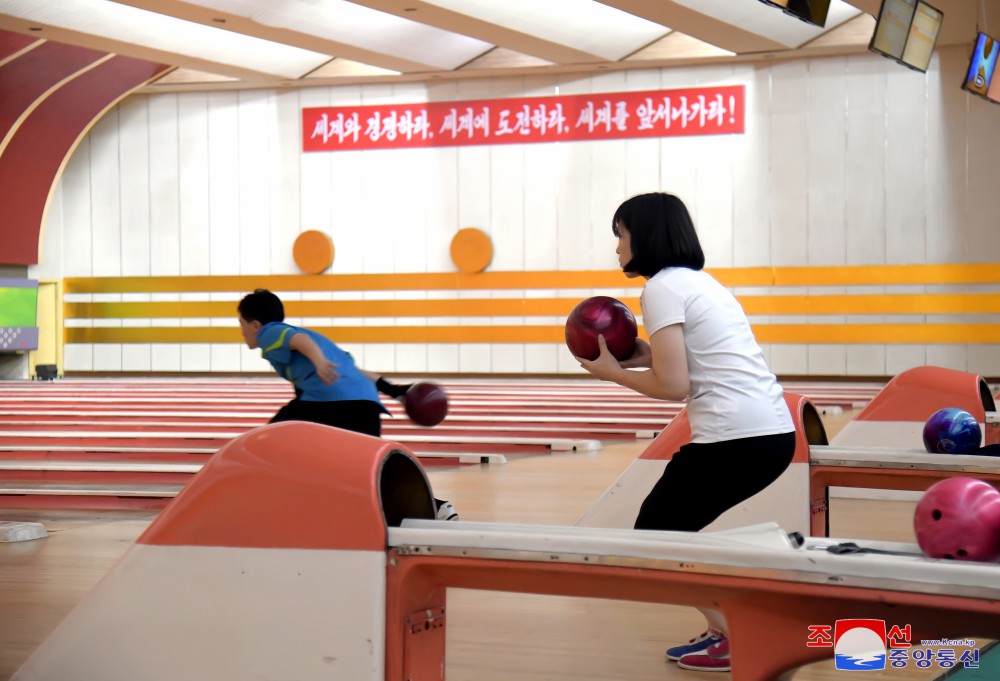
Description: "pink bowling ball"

(913, 477), (1000, 562)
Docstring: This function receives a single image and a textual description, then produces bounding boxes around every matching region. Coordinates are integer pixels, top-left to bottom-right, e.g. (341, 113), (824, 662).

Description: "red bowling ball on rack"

(913, 476), (1000, 562)
(565, 296), (638, 362)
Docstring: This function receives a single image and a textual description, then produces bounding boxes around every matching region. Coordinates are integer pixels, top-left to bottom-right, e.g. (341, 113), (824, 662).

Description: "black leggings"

(634, 431), (796, 532)
(270, 399), (383, 436)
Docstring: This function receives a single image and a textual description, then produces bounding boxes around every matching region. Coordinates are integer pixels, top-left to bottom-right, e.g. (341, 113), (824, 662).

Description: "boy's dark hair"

(612, 192), (705, 277)
(238, 289), (285, 324)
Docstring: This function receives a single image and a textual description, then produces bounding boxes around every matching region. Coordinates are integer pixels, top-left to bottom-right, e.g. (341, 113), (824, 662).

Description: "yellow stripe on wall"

(62, 263), (1000, 294)
(65, 323), (1000, 345)
(65, 293), (1000, 320)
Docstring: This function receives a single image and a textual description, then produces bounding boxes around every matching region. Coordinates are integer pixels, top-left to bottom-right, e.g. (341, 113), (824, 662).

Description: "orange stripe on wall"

(65, 298), (638, 319)
(64, 270), (643, 293)
(64, 323), (1000, 345)
(63, 264), (1000, 294)
(64, 293), (1000, 320)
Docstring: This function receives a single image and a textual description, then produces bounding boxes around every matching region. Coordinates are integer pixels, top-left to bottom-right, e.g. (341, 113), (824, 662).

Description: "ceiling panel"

(0, 0), (333, 78)
(0, 0), (993, 91)
(188, 0), (495, 70)
(419, 0), (669, 61)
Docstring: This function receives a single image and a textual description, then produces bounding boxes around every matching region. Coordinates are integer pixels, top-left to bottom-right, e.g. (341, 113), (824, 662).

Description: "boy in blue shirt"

(237, 288), (458, 521)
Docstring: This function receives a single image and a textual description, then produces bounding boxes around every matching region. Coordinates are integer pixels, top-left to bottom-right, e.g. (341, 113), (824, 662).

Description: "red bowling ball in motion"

(403, 382), (449, 427)
(565, 296), (638, 362)
(913, 476), (1000, 562)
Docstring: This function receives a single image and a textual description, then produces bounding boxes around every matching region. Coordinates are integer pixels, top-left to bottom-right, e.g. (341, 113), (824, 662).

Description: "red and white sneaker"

(676, 636), (731, 672)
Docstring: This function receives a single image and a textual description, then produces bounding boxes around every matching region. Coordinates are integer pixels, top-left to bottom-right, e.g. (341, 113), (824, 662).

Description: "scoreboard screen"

(0, 279), (39, 352)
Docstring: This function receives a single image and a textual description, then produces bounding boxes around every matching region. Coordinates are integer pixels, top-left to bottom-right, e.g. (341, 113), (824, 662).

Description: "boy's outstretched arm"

(359, 369), (411, 399)
(289, 333), (339, 385)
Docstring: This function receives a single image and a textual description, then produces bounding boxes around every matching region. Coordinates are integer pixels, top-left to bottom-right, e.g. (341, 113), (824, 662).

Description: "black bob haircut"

(238, 289), (285, 325)
(612, 192), (705, 278)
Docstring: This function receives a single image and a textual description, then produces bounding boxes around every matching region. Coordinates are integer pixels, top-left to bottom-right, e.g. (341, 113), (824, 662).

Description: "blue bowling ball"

(922, 407), (982, 454)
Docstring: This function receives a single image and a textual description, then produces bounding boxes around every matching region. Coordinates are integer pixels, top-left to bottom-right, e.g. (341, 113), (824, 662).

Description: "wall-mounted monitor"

(869, 0), (943, 73)
(758, 0), (832, 29)
(901, 2), (943, 71)
(962, 32), (1000, 105)
(0, 279), (38, 352)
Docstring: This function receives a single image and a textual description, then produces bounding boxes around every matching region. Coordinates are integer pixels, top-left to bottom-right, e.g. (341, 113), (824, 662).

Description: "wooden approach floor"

(0, 408), (975, 681)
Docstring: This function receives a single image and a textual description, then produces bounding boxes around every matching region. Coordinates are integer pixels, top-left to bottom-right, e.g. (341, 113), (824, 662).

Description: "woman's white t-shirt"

(640, 267), (794, 443)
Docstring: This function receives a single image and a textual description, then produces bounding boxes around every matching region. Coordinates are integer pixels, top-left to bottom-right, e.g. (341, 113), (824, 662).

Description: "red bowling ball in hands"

(565, 296), (638, 362)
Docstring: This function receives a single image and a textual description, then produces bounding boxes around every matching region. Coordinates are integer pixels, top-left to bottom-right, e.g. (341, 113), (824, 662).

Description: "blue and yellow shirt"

(258, 322), (385, 408)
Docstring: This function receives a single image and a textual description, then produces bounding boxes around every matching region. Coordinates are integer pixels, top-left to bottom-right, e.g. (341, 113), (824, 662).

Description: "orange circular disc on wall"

(450, 228), (493, 274)
(293, 230), (335, 274)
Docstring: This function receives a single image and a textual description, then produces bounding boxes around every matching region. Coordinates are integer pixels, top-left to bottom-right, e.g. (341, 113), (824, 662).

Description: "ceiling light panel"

(189, 0), (495, 70)
(0, 0), (333, 78)
(669, 0), (863, 49)
(420, 0), (669, 61)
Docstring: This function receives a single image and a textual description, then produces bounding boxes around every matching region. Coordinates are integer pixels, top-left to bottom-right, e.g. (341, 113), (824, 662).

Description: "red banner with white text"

(302, 85), (744, 152)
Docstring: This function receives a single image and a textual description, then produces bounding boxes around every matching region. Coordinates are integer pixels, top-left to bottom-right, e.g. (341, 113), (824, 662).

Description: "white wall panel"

(925, 344), (967, 372)
(969, 344), (1000, 377)
(846, 345), (886, 376)
(299, 87), (334, 251)
(807, 344), (847, 376)
(93, 344), (122, 371)
(328, 148), (366, 275)
(237, 90), (272, 275)
(523, 144), (558, 271)
(64, 344), (93, 371)
(966, 79), (1000, 263)
(210, 343), (241, 372)
(178, 93), (211, 275)
(36, 179), (63, 279)
(885, 345), (928, 376)
(207, 92), (240, 275)
(152, 344), (182, 372)
(363, 344), (395, 373)
(457, 343), (490, 373)
(180, 344), (211, 372)
(925, 47), (969, 262)
(556, 142), (594, 270)
(732, 65), (771, 267)
(769, 60), (809, 267)
(770, 344), (808, 376)
(122, 344), (152, 372)
(389, 149), (432, 274)
(732, 65), (772, 267)
(693, 135), (734, 268)
(489, 144), (525, 270)
(456, 147), (491, 235)
(424, 146), (459, 273)
(118, 97), (151, 276)
(884, 67), (927, 264)
(427, 343), (460, 373)
(492, 344), (525, 374)
(89, 110), (122, 277)
(149, 94), (181, 276)
(844, 55), (886, 264)
(395, 344), (428, 373)
(239, 344), (270, 373)
(591, 140), (627, 270)
(269, 90), (302, 274)
(805, 57), (847, 266)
